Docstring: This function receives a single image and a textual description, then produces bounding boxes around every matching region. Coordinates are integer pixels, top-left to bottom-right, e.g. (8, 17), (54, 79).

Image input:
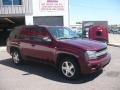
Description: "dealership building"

(0, 0), (69, 45)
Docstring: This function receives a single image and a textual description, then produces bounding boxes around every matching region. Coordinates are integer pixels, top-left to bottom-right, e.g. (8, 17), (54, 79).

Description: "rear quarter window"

(9, 27), (22, 39)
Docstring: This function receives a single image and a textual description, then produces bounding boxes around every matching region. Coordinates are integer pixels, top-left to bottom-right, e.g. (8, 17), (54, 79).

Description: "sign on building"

(40, 0), (65, 12)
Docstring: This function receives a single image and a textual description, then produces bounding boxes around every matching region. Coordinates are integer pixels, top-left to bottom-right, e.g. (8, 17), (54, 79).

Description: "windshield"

(48, 27), (80, 40)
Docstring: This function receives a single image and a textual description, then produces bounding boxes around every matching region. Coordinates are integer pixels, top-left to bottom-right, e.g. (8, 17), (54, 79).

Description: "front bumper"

(80, 53), (111, 74)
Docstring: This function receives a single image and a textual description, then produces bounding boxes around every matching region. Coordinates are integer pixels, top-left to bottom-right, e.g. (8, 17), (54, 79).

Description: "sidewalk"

(0, 46), (6, 52)
(108, 34), (120, 47)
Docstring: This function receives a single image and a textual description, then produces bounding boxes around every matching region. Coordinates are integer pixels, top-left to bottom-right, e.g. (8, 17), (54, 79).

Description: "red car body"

(7, 25), (111, 79)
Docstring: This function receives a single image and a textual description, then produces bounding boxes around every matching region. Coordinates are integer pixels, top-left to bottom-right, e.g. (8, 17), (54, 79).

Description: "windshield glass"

(48, 27), (80, 40)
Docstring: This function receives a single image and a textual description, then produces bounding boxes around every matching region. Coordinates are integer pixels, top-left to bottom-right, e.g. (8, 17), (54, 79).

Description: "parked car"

(7, 25), (111, 80)
(117, 29), (120, 34)
(110, 29), (119, 34)
(76, 30), (82, 37)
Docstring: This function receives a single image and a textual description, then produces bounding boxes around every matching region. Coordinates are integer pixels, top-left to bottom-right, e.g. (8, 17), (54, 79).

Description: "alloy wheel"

(61, 61), (75, 78)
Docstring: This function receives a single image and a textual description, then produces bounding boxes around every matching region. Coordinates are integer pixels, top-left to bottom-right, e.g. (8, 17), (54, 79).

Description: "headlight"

(85, 51), (97, 60)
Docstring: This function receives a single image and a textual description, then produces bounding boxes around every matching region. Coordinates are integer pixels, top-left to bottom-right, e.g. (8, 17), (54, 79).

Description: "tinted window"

(9, 27), (21, 39)
(31, 37), (43, 42)
(31, 27), (49, 42)
(18, 28), (30, 40)
(96, 30), (102, 36)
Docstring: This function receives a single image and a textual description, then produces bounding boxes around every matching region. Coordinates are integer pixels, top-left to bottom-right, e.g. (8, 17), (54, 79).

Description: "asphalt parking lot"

(0, 46), (120, 90)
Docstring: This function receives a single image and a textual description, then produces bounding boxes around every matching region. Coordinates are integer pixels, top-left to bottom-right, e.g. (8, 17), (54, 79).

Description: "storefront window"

(13, 0), (22, 5)
(2, 0), (22, 5)
(2, 0), (12, 5)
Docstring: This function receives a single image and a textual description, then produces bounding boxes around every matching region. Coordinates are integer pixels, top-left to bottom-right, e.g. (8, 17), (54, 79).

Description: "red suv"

(7, 25), (111, 79)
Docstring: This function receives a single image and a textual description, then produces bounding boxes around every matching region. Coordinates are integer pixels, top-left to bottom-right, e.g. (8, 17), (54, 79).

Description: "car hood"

(59, 39), (107, 51)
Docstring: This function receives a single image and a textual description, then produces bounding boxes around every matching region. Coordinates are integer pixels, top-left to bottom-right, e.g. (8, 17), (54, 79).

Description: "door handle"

(31, 44), (35, 47)
(17, 42), (20, 44)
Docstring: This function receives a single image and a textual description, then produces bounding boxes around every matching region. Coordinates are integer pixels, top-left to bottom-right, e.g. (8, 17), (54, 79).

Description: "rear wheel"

(11, 50), (22, 65)
(59, 57), (80, 80)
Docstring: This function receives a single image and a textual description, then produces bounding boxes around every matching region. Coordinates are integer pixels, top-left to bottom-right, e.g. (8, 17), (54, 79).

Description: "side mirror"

(43, 37), (52, 43)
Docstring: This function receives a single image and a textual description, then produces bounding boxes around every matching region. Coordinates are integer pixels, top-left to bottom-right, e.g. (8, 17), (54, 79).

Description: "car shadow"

(0, 58), (103, 84)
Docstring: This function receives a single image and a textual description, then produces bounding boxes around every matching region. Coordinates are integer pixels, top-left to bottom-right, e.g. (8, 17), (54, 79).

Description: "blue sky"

(69, 0), (120, 25)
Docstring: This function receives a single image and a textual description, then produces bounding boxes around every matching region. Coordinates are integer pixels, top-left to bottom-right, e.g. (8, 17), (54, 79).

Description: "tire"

(59, 57), (80, 80)
(11, 50), (22, 65)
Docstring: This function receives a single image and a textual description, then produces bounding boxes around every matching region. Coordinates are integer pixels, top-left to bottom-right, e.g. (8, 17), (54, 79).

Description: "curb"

(108, 44), (120, 47)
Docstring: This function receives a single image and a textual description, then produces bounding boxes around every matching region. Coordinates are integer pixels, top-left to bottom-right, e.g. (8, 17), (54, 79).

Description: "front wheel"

(59, 57), (80, 80)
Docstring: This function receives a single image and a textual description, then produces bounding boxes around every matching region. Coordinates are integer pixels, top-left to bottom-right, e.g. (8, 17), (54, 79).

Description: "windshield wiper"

(57, 36), (80, 40)
(71, 37), (80, 39)
(57, 37), (71, 40)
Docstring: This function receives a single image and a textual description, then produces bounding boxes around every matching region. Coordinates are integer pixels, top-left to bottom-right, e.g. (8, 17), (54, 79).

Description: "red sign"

(40, 0), (64, 12)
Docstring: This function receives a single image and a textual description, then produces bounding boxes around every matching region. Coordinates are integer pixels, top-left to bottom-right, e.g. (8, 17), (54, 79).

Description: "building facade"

(0, 0), (69, 46)
(0, 0), (69, 27)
